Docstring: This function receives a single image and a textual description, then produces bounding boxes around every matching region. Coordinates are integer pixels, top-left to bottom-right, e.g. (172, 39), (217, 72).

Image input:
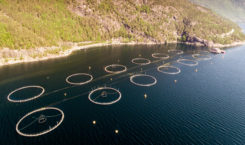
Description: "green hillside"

(0, 0), (244, 51)
(190, 0), (245, 23)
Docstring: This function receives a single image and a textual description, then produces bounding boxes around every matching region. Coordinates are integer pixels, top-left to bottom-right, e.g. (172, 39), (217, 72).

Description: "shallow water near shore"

(0, 43), (245, 144)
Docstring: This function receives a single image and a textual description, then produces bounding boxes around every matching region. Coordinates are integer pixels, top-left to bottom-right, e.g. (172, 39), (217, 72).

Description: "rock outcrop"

(186, 36), (214, 47)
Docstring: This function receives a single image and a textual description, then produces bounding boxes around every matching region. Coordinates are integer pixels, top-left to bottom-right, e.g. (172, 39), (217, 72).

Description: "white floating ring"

(130, 74), (157, 87)
(168, 49), (184, 55)
(152, 53), (170, 60)
(192, 53), (212, 61)
(131, 58), (151, 65)
(66, 73), (93, 85)
(104, 64), (127, 74)
(200, 51), (210, 55)
(157, 65), (181, 75)
(88, 87), (121, 105)
(177, 59), (198, 67)
(7, 86), (45, 103)
(16, 107), (64, 137)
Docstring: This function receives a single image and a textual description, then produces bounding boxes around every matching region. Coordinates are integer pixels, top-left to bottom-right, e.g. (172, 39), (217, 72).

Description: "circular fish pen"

(152, 53), (170, 60)
(168, 49), (184, 55)
(130, 74), (157, 87)
(66, 73), (93, 85)
(7, 86), (45, 103)
(179, 54), (194, 59)
(104, 64), (127, 74)
(88, 87), (121, 105)
(192, 53), (212, 61)
(16, 107), (64, 137)
(177, 59), (198, 67)
(157, 65), (181, 75)
(131, 58), (151, 65)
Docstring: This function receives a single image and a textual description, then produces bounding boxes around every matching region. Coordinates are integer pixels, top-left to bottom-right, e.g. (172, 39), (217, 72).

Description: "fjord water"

(0, 43), (245, 145)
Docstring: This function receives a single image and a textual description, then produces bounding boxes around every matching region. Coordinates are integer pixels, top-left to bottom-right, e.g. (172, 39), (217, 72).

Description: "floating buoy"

(89, 66), (92, 70)
(144, 93), (147, 99)
(115, 129), (119, 134)
(174, 80), (177, 83)
(92, 120), (96, 125)
(64, 93), (67, 96)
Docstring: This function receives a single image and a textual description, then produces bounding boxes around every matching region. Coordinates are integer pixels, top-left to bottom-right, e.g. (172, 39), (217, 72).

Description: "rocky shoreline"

(185, 36), (245, 48)
(0, 40), (244, 67)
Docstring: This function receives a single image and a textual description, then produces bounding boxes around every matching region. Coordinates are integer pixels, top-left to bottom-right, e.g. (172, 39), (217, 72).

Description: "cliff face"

(68, 0), (245, 46)
(0, 0), (245, 50)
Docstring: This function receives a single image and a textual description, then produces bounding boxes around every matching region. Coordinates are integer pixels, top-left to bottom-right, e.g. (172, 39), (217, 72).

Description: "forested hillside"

(0, 0), (244, 51)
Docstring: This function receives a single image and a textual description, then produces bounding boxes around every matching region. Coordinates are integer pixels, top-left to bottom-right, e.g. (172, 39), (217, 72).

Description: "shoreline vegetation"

(1, 0), (245, 66)
(1, 40), (244, 67)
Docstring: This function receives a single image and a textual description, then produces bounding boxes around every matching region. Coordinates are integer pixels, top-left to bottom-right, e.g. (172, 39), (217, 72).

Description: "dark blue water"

(0, 44), (245, 145)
